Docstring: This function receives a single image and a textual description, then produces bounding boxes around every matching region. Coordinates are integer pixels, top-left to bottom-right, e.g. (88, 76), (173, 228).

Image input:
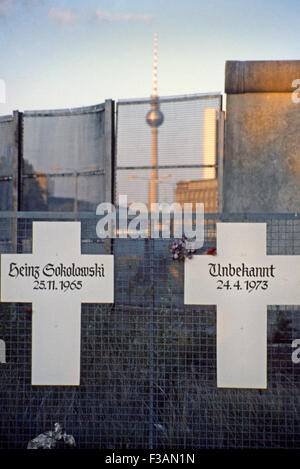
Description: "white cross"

(0, 222), (114, 386)
(185, 223), (300, 389)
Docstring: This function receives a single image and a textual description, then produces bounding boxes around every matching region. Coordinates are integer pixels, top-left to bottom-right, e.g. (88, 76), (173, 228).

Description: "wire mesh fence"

(0, 211), (300, 449)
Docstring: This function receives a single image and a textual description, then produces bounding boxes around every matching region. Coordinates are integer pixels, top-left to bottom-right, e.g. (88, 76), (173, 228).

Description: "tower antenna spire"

(146, 32), (164, 218)
(153, 31), (158, 99)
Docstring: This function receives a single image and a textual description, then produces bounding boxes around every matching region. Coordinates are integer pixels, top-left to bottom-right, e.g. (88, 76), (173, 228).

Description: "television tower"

(146, 32), (164, 210)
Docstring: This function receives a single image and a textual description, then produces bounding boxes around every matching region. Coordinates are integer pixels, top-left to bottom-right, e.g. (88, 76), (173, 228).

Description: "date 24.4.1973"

(216, 279), (269, 292)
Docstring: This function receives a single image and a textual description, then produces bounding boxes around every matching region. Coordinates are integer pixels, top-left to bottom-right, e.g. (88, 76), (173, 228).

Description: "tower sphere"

(146, 98), (164, 128)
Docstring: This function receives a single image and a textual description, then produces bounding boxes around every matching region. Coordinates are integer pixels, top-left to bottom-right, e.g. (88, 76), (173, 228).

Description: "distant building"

(174, 107), (218, 214)
(176, 178), (218, 213)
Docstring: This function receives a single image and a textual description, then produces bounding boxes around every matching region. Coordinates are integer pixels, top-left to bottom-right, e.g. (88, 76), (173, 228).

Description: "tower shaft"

(148, 127), (158, 210)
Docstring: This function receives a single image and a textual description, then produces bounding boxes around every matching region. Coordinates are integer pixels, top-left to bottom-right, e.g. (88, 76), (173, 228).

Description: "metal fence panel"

(116, 94), (222, 206)
(23, 105), (107, 212)
(0, 102), (114, 214)
(0, 116), (14, 211)
(0, 212), (300, 448)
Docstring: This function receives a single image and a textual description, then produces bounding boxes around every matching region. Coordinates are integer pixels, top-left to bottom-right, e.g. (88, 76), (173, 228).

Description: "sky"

(0, 0), (300, 114)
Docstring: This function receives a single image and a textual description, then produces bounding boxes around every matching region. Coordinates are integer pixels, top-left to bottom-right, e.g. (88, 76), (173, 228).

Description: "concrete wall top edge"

(225, 60), (300, 94)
